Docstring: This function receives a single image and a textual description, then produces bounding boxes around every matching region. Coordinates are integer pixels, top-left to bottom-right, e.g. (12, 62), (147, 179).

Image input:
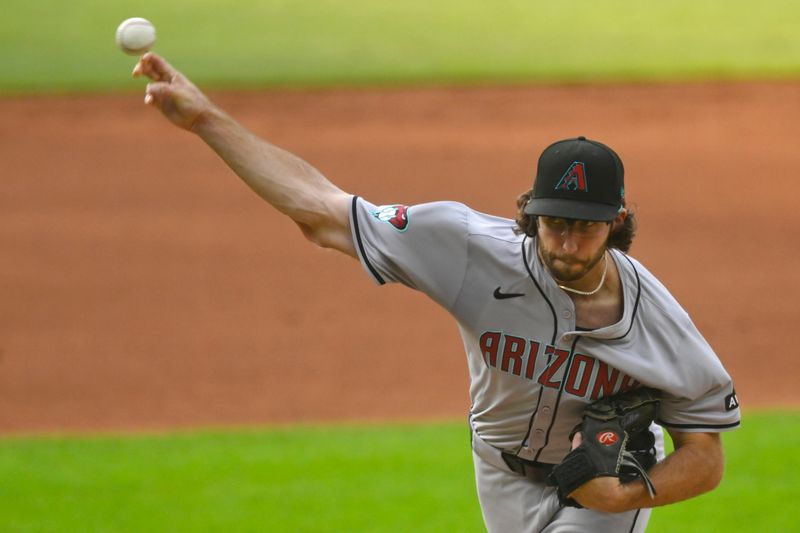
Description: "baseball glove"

(549, 387), (660, 507)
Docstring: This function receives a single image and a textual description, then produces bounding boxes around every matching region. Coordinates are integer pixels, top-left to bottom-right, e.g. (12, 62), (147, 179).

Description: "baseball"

(115, 18), (156, 56)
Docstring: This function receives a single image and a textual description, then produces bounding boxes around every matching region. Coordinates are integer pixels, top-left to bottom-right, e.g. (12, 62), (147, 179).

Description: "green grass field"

(1, 412), (797, 532)
(2, 0), (800, 93)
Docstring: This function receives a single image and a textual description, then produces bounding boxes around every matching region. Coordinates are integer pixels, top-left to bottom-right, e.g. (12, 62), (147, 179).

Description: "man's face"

(536, 216), (611, 282)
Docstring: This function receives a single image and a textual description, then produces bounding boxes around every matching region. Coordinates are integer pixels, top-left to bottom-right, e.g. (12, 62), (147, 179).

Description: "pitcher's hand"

(133, 52), (213, 131)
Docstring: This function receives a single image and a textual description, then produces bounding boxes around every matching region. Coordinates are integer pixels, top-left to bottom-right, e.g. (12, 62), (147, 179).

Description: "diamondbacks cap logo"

(596, 431), (619, 446)
(554, 161), (588, 192)
(370, 205), (410, 231)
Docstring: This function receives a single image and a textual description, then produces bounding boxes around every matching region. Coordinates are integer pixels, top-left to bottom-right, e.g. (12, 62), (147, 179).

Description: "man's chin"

(550, 265), (588, 282)
(545, 259), (582, 276)
(555, 272), (587, 283)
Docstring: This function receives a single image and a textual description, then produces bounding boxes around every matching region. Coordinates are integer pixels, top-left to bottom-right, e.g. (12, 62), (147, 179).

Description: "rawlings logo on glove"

(597, 431), (619, 445)
(549, 387), (661, 507)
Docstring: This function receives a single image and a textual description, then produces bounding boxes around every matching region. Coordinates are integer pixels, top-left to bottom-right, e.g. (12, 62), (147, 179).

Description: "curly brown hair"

(513, 190), (637, 253)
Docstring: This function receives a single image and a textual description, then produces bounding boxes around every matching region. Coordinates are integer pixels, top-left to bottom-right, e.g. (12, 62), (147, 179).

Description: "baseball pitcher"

(133, 53), (740, 532)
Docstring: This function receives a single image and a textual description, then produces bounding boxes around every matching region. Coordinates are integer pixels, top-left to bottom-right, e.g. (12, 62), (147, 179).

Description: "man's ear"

(611, 208), (627, 230)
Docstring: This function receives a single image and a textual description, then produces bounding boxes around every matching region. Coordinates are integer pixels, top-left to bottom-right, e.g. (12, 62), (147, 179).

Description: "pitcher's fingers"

(133, 52), (177, 82)
(136, 53), (162, 80)
(144, 52), (178, 82)
(132, 57), (144, 78)
(145, 81), (171, 106)
(132, 53), (155, 79)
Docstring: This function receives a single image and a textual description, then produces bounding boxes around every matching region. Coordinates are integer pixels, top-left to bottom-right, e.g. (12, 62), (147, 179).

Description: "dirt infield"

(1, 81), (797, 434)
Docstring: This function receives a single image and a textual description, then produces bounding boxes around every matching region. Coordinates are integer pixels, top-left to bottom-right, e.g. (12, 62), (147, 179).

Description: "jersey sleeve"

(656, 317), (741, 433)
(349, 196), (469, 309)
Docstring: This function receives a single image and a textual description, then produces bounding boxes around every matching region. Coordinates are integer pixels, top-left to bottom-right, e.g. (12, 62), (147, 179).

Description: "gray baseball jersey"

(350, 197), (740, 466)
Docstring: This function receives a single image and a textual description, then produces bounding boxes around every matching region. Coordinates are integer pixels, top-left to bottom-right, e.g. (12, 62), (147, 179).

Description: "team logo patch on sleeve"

(370, 205), (410, 231)
(725, 389), (739, 411)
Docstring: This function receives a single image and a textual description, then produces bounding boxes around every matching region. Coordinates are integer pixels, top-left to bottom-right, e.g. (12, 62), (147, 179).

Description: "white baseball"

(116, 18), (156, 56)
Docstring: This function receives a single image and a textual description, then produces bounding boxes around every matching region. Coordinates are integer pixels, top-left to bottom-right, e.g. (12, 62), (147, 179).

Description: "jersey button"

(542, 406), (551, 415)
(534, 428), (544, 436)
(562, 310), (572, 319)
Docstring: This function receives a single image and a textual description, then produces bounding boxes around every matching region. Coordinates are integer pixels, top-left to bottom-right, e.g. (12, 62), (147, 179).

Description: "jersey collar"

(523, 237), (641, 340)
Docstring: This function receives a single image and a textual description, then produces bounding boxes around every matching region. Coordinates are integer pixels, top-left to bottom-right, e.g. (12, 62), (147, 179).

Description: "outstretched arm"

(133, 52), (356, 257)
(569, 429), (724, 512)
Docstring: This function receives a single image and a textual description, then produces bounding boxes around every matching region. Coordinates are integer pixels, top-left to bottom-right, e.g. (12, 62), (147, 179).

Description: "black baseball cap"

(523, 136), (625, 221)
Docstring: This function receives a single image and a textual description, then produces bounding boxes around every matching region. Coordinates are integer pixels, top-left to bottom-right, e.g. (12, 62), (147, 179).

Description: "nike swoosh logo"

(493, 287), (525, 300)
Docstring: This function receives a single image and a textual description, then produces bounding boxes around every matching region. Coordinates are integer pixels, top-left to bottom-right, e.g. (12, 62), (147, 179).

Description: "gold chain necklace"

(557, 254), (608, 296)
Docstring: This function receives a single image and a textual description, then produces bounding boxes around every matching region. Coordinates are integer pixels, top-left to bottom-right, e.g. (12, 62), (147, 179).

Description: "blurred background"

(1, 1), (798, 531)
